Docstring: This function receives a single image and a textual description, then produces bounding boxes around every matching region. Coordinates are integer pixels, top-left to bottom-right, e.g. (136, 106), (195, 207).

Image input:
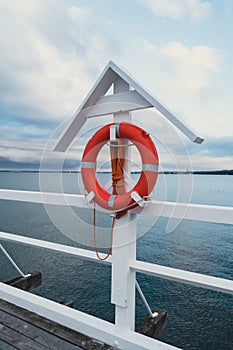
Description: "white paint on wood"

(131, 260), (233, 295)
(54, 61), (204, 151)
(1, 190), (232, 225)
(0, 283), (180, 350)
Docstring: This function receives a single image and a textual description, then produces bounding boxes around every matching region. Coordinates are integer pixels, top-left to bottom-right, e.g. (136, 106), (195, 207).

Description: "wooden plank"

(0, 310), (81, 350)
(0, 300), (114, 350)
(136, 308), (167, 339)
(4, 272), (42, 291)
(0, 339), (17, 349)
(0, 324), (49, 350)
(81, 90), (153, 119)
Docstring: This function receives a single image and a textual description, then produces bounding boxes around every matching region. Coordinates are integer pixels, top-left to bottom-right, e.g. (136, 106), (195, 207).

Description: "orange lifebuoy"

(81, 122), (159, 211)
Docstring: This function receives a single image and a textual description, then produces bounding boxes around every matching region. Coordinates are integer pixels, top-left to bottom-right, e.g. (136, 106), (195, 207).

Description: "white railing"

(1, 189), (233, 224)
(0, 189), (233, 350)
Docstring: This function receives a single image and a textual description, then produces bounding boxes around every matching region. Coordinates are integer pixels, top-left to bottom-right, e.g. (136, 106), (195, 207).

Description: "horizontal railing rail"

(1, 230), (232, 296)
(0, 188), (233, 350)
(0, 282), (179, 350)
(1, 189), (233, 224)
(0, 231), (111, 264)
(131, 260), (233, 295)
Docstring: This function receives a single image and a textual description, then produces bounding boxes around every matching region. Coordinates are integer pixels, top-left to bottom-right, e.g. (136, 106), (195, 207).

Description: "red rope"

(110, 139), (126, 195)
(93, 206), (115, 261)
(110, 138), (127, 219)
(93, 137), (126, 260)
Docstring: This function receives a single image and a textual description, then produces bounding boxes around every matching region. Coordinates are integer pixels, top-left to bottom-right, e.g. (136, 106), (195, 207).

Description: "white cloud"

(0, 139), (44, 151)
(0, 1), (117, 122)
(142, 38), (157, 53)
(140, 0), (211, 21)
(128, 38), (231, 142)
(0, 0), (232, 171)
(138, 39), (229, 139)
(0, 2), (87, 120)
(190, 155), (233, 170)
(14, 36), (91, 120)
(68, 6), (92, 26)
(139, 39), (222, 104)
(0, 146), (41, 163)
(158, 41), (222, 97)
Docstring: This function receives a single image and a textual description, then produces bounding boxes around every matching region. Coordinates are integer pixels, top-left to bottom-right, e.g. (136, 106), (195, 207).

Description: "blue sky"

(0, 0), (232, 170)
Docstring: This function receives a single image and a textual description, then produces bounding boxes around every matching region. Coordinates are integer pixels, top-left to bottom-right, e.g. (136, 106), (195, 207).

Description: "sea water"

(0, 172), (232, 350)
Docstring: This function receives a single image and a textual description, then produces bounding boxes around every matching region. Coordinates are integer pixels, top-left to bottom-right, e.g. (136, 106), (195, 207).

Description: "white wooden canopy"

(54, 60), (204, 152)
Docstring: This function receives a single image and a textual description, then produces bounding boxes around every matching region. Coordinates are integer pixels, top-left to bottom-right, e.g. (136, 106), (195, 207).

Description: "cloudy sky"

(0, 0), (232, 171)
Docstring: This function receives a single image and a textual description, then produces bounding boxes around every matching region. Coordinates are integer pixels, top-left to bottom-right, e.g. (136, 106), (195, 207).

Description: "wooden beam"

(4, 272), (42, 291)
(131, 260), (233, 295)
(54, 67), (118, 152)
(0, 284), (180, 350)
(82, 90), (152, 119)
(0, 300), (112, 350)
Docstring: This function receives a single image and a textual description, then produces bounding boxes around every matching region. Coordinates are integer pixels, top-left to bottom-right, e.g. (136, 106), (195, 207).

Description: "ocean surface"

(0, 172), (232, 350)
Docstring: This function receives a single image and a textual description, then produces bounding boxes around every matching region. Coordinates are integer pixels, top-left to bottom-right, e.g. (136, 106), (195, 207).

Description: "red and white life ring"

(81, 122), (159, 211)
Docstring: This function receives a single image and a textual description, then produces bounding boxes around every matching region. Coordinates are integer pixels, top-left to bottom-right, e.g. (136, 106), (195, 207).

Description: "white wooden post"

(111, 213), (137, 332)
(111, 78), (137, 332)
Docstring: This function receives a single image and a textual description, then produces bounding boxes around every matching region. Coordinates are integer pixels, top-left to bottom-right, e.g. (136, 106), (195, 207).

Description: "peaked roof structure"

(54, 60), (204, 152)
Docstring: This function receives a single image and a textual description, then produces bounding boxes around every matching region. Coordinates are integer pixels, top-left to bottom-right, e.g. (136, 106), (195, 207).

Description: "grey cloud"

(0, 1), (122, 126)
(186, 136), (233, 158)
(0, 156), (40, 170)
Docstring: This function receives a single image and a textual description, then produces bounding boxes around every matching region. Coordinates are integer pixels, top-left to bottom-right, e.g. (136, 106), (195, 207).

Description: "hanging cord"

(110, 138), (127, 219)
(93, 138), (126, 260)
(93, 206), (115, 261)
(110, 138), (126, 195)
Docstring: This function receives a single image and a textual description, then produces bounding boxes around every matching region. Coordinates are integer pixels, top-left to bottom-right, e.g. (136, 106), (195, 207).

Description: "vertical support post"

(111, 214), (137, 331)
(111, 77), (137, 331)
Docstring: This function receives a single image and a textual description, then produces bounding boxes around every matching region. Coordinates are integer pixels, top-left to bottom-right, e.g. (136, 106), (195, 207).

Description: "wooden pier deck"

(0, 299), (114, 350)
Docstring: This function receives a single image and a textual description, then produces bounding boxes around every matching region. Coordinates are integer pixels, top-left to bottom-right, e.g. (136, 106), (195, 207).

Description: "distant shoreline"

(0, 170), (232, 175)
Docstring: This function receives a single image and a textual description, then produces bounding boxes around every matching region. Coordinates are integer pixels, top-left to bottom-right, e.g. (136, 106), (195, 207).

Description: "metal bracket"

(110, 124), (117, 141)
(136, 280), (158, 318)
(131, 191), (148, 208)
(0, 243), (27, 278)
(85, 191), (95, 204)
